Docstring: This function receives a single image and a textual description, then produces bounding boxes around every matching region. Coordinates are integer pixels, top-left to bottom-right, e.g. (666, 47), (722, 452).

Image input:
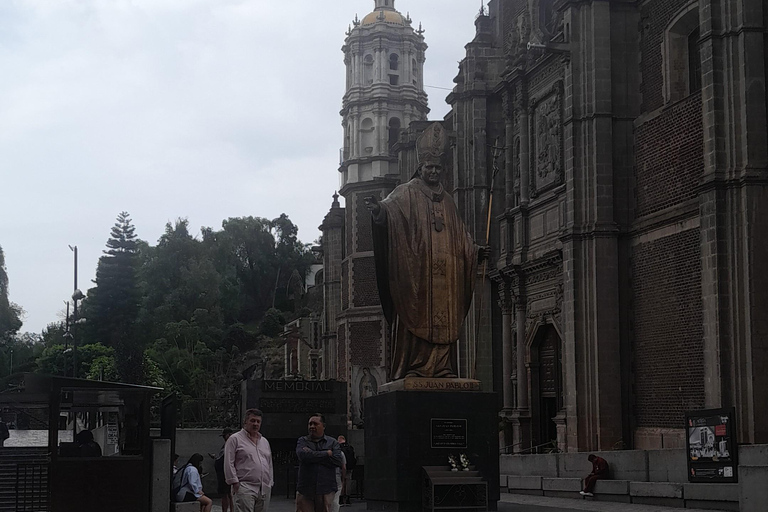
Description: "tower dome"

(361, 0), (406, 26)
(361, 10), (405, 26)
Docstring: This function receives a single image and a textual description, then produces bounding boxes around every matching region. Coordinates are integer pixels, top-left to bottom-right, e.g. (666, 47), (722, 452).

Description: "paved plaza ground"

(208, 494), (719, 512)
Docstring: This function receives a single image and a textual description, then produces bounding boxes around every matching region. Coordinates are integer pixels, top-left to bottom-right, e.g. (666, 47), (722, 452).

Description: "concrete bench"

(629, 481), (684, 508)
(542, 477), (582, 492)
(541, 478), (582, 499)
(630, 481), (683, 498)
(173, 502), (199, 512)
(506, 476), (543, 490)
(593, 480), (629, 495)
(683, 483), (739, 511)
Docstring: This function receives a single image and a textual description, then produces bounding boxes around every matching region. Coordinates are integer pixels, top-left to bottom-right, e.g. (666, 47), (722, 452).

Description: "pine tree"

(81, 212), (143, 382)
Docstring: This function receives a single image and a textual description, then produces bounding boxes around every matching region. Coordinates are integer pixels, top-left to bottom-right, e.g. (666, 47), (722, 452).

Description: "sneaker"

(579, 491), (593, 497)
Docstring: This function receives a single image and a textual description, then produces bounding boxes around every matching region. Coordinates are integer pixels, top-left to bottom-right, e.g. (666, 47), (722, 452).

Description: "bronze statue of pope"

(365, 123), (489, 381)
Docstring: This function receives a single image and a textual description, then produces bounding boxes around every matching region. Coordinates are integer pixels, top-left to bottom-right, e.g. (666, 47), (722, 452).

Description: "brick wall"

(631, 228), (704, 428)
(635, 93), (702, 217)
(352, 257), (380, 307)
(350, 321), (383, 368)
(640, 0), (691, 112)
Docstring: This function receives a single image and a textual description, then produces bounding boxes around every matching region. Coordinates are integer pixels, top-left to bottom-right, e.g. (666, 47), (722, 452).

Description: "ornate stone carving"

(497, 281), (516, 313)
(502, 90), (514, 121)
(513, 137), (521, 203)
(505, 8), (532, 66)
(530, 81), (563, 197)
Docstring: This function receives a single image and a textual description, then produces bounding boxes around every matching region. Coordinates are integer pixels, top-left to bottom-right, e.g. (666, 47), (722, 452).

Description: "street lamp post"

(68, 245), (84, 378)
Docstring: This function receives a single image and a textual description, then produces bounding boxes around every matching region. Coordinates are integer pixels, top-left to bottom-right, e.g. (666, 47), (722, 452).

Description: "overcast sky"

(0, 0), (482, 334)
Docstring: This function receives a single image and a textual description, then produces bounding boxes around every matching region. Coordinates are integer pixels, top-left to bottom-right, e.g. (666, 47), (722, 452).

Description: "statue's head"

(415, 122), (446, 183)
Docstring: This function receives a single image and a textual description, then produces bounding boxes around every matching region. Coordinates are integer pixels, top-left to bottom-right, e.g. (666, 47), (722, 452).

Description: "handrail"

(500, 439), (560, 455)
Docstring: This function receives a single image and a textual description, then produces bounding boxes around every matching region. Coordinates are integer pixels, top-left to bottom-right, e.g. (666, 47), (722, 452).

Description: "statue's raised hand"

(364, 196), (381, 216)
(478, 245), (491, 262)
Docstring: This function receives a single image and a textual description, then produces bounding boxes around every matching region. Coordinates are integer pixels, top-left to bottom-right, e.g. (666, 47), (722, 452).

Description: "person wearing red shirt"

(580, 454), (609, 497)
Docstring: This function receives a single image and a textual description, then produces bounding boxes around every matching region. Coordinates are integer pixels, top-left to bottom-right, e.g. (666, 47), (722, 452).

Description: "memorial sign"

(685, 407), (738, 483)
(431, 418), (468, 449)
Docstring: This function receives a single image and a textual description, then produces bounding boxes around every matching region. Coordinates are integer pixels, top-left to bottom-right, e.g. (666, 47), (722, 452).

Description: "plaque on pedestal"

(380, 377), (481, 393)
(364, 390), (499, 512)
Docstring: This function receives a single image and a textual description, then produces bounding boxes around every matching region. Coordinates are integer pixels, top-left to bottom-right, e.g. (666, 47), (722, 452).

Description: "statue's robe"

(372, 178), (478, 379)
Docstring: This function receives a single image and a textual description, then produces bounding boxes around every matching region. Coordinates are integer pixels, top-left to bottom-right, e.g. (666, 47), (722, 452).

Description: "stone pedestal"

(364, 390), (499, 512)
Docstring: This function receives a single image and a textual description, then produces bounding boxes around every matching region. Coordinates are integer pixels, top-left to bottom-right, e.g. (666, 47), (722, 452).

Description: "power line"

(424, 84), (454, 91)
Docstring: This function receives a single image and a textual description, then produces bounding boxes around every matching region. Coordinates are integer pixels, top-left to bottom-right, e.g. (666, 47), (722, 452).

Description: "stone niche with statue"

(362, 122), (499, 511)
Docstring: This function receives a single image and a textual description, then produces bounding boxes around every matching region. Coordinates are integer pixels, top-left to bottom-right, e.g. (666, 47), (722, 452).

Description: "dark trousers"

(583, 472), (607, 493)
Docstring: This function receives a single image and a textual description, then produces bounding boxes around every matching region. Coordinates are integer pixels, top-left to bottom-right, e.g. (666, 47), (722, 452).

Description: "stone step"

(593, 480), (630, 495)
(542, 477), (582, 492)
(629, 481), (683, 498)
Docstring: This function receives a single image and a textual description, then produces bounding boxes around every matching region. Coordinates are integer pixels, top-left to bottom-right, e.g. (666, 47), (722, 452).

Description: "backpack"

(341, 444), (356, 471)
(170, 465), (188, 502)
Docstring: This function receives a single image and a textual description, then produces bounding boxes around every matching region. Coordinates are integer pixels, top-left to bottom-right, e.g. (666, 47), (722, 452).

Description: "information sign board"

(685, 407), (738, 483)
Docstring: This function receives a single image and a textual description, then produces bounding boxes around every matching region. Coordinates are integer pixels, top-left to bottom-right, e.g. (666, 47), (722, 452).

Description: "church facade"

(321, 0), (768, 452)
(442, 0), (768, 452)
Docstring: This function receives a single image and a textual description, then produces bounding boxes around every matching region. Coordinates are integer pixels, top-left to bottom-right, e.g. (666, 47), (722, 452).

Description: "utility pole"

(68, 245), (84, 378)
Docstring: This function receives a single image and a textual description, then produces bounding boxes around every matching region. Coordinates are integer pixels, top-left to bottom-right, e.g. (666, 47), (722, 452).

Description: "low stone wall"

(499, 448), (686, 482)
(500, 445), (768, 511)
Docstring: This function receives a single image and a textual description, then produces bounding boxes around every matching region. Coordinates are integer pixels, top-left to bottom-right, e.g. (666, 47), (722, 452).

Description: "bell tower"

(332, 0), (429, 427)
(340, 0), (428, 185)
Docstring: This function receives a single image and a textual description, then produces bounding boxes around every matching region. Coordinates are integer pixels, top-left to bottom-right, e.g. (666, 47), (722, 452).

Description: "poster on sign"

(685, 407), (738, 483)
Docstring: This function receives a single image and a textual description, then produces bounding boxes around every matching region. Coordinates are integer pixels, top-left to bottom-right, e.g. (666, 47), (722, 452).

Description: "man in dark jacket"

(580, 454), (609, 496)
(296, 413), (343, 512)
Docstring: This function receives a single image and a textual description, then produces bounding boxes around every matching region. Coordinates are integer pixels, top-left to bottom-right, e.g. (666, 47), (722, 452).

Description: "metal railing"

(16, 462), (49, 512)
(499, 439), (560, 455)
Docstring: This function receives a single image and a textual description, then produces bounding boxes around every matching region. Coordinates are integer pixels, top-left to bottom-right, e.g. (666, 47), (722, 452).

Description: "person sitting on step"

(579, 454), (609, 497)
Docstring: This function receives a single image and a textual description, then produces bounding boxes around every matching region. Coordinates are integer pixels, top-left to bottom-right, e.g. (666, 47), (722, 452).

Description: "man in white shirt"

(224, 409), (274, 512)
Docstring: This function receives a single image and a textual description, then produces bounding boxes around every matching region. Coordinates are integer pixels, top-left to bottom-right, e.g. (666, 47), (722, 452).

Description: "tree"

(80, 212), (142, 383)
(36, 343), (116, 380)
(0, 245), (23, 342)
(138, 219), (224, 346)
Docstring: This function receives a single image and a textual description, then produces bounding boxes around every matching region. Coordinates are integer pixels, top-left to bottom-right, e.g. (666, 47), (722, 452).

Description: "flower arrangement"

(448, 454), (459, 471)
(459, 453), (470, 471)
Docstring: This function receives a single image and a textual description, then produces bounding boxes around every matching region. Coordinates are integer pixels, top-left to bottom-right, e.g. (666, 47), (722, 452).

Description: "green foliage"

(0, 332), (43, 381)
(31, 212), (315, 426)
(259, 308), (285, 337)
(41, 323), (68, 348)
(36, 343), (117, 380)
(0, 245), (23, 342)
(81, 212), (142, 383)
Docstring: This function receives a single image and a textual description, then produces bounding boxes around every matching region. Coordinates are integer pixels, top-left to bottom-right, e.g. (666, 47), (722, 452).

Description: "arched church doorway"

(530, 324), (563, 451)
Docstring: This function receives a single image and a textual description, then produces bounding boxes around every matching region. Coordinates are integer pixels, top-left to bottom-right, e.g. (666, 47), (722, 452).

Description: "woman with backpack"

(174, 453), (213, 512)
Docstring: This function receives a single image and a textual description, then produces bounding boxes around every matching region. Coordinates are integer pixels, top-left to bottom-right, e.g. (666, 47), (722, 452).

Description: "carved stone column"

(498, 282), (516, 414)
(496, 280), (516, 452)
(503, 89), (516, 208)
(510, 298), (531, 453)
(516, 90), (530, 205)
(515, 302), (529, 411)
